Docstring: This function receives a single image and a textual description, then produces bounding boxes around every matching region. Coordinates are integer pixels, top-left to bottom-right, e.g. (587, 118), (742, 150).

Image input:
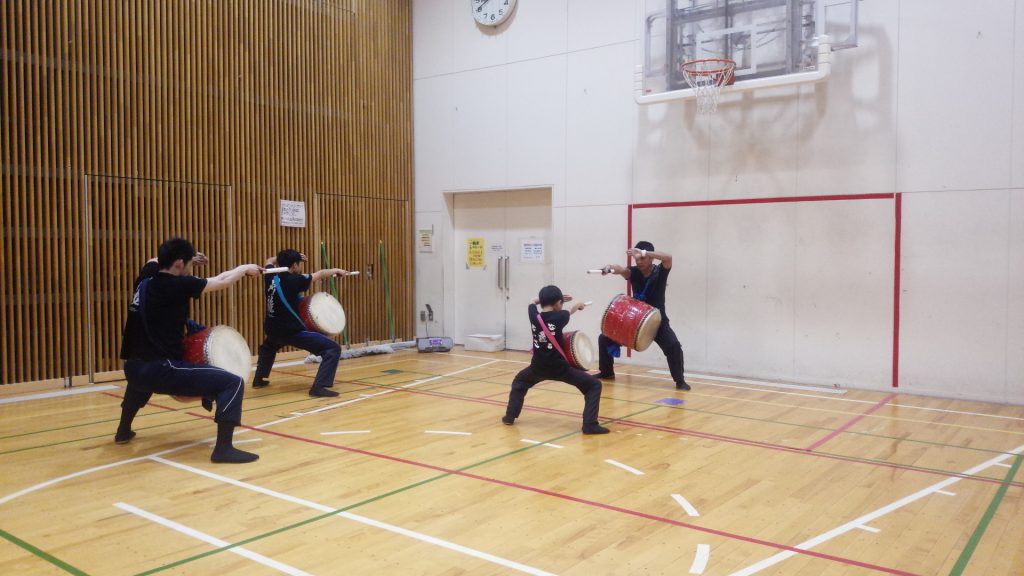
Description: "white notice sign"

(520, 239), (545, 262)
(280, 200), (306, 228)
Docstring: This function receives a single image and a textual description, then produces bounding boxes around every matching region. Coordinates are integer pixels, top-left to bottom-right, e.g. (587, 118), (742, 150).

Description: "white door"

(452, 189), (551, 351)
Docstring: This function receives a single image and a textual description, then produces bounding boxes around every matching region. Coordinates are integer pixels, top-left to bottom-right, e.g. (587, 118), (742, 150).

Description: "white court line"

(648, 370), (846, 395)
(728, 443), (1024, 576)
(446, 352), (1024, 423)
(205, 438), (261, 446)
(0, 442), (200, 506)
(320, 430), (371, 436)
(993, 462), (1012, 468)
(425, 430), (472, 436)
(936, 490), (957, 496)
(689, 544), (710, 574)
(291, 360), (501, 417)
(855, 525), (881, 533)
(150, 456), (556, 576)
(114, 502), (311, 576)
(0, 360), (508, 507)
(520, 439), (564, 449)
(604, 459), (645, 476)
(0, 385), (120, 405)
(671, 494), (700, 517)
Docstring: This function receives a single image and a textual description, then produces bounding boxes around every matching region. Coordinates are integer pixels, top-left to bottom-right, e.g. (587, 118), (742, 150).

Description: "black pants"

(598, 317), (685, 385)
(254, 330), (341, 389)
(505, 364), (602, 425)
(122, 358), (245, 425)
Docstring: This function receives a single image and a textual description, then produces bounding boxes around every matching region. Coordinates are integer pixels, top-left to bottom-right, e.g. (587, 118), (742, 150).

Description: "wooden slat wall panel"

(317, 194), (412, 345)
(1, 0), (412, 384)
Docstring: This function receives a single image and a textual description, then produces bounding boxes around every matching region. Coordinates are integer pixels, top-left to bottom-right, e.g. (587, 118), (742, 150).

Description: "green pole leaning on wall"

(321, 241), (349, 347)
(379, 240), (395, 341)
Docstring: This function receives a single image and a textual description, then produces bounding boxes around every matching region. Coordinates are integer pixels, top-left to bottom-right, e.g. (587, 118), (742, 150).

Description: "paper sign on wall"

(520, 239), (545, 262)
(418, 229), (434, 253)
(279, 200), (306, 228)
(467, 237), (485, 268)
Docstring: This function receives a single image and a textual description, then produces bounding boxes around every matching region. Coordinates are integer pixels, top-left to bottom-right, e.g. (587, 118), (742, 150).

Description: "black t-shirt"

(264, 271), (312, 336)
(529, 303), (571, 372)
(120, 262), (208, 361)
(630, 263), (671, 315)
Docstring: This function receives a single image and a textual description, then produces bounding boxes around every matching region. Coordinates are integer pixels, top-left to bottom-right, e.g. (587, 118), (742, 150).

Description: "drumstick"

(344, 271), (360, 276)
(586, 269), (605, 274)
(263, 267), (288, 274)
(583, 301), (593, 306)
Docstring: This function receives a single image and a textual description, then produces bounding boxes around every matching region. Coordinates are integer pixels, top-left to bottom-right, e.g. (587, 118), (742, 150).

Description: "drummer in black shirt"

(598, 241), (689, 390)
(116, 237), (264, 463)
(252, 249), (348, 397)
(502, 285), (609, 434)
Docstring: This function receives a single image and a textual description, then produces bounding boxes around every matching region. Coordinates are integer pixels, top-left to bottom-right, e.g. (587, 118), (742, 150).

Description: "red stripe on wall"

(892, 193), (903, 388)
(631, 192), (895, 210)
(627, 205), (633, 358)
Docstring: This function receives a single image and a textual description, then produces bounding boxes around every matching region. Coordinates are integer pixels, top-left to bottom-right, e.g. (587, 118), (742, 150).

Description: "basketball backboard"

(640, 0), (858, 97)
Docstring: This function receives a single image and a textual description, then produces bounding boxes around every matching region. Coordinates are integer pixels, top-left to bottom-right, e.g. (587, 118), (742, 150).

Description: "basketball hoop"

(681, 58), (736, 114)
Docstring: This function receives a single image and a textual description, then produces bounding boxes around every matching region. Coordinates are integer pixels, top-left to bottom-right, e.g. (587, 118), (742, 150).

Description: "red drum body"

(600, 294), (662, 352)
(182, 325), (252, 380)
(298, 292), (346, 336)
(560, 331), (596, 371)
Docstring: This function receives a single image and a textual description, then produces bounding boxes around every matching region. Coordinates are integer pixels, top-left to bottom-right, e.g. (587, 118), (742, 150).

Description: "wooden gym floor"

(1, 349), (1022, 575)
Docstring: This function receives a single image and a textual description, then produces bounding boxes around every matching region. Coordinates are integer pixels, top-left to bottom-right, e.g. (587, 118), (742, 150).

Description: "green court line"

(0, 527), (89, 575)
(948, 454), (1023, 576)
(345, 377), (1024, 486)
(134, 405), (658, 575)
(397, 370), (1024, 459)
(0, 384), (376, 455)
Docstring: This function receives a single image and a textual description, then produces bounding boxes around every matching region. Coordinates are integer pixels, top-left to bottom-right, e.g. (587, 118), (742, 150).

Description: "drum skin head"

(567, 331), (597, 370)
(305, 292), (346, 335)
(204, 326), (252, 380)
(633, 308), (662, 352)
(601, 294), (662, 351)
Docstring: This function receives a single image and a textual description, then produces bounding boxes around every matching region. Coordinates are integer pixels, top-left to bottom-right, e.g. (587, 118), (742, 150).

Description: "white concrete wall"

(412, 0), (1024, 404)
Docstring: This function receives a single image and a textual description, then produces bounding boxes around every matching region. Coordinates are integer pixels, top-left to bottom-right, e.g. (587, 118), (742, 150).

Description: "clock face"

(471, 0), (517, 27)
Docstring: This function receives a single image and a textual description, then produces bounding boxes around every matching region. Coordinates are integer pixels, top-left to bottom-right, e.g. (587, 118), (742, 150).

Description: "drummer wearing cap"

(598, 241), (689, 390)
(116, 237), (264, 463)
(252, 249), (348, 397)
(502, 285), (610, 435)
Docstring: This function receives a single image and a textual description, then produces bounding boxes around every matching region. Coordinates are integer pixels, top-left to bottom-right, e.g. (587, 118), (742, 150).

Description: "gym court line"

(5, 368), (1011, 576)
(136, 409), (921, 576)
(283, 371), (1024, 488)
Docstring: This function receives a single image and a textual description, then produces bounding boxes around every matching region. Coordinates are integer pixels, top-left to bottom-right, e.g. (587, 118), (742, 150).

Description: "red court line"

(274, 373), (1023, 488)
(630, 192), (895, 210)
(804, 393), (898, 452)
(892, 192), (903, 387)
(221, 421), (918, 576)
(389, 381), (1024, 487)
(103, 391), (181, 413)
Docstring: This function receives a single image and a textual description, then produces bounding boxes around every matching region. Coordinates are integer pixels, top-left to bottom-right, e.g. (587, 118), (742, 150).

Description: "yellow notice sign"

(467, 237), (485, 268)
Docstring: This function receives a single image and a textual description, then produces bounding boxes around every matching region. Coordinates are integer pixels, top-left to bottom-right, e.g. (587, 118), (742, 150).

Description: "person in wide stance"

(503, 285), (609, 435)
(252, 249), (348, 397)
(116, 237), (263, 463)
(598, 241), (689, 390)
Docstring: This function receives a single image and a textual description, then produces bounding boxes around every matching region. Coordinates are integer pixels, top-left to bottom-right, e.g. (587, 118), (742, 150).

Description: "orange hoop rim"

(681, 58), (736, 76)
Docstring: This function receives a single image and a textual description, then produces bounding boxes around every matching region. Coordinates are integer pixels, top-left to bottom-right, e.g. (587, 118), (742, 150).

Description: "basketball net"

(681, 58), (736, 114)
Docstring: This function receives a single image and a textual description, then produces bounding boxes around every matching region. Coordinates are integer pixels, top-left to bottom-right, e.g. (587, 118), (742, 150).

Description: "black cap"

(538, 285), (563, 307)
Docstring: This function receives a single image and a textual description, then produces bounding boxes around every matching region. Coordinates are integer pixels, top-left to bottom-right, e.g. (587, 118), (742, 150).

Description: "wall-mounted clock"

(471, 0), (517, 27)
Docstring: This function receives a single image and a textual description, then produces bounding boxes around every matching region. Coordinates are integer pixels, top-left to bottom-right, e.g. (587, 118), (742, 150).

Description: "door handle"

(497, 256), (503, 290)
(504, 256), (510, 297)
